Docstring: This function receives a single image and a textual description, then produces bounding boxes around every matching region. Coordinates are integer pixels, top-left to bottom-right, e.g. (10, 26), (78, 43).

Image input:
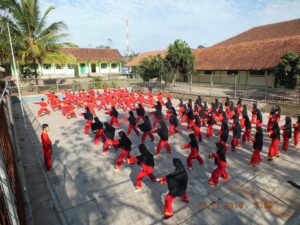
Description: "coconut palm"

(0, 0), (76, 84)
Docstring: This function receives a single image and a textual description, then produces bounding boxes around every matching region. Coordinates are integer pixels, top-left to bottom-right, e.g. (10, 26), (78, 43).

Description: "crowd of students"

(38, 88), (299, 219)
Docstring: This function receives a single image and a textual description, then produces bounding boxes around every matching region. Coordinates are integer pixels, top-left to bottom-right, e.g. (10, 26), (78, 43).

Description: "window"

(43, 64), (51, 70)
(67, 64), (75, 69)
(204, 70), (213, 75)
(249, 70), (265, 77)
(101, 63), (107, 69)
(111, 63), (118, 69)
(56, 64), (63, 70)
(227, 70), (238, 75)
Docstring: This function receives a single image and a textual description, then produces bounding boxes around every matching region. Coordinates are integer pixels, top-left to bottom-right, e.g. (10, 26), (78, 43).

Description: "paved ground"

(14, 95), (300, 225)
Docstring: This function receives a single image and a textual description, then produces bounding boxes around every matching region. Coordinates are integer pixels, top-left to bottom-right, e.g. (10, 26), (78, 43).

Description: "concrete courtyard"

(13, 95), (300, 225)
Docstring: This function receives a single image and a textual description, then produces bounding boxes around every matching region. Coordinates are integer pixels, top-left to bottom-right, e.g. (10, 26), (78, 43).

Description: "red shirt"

(41, 132), (52, 149)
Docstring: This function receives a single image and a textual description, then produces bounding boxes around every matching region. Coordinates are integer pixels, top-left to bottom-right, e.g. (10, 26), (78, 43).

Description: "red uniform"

(35, 101), (50, 117)
(293, 121), (299, 147)
(41, 132), (52, 170)
(208, 153), (229, 186)
(181, 143), (204, 169)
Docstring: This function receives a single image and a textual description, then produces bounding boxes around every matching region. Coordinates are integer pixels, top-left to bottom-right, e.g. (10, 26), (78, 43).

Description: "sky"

(40, 0), (300, 55)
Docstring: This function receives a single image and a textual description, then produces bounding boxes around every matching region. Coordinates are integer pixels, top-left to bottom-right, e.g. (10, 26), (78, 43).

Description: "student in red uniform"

(236, 98), (242, 116)
(153, 120), (171, 157)
(109, 106), (121, 128)
(177, 99), (185, 117)
(169, 107), (179, 137)
(267, 121), (280, 161)
(165, 98), (173, 121)
(156, 158), (189, 219)
(240, 105), (248, 128)
(275, 105), (281, 123)
(250, 126), (263, 166)
(242, 115), (252, 143)
(181, 134), (204, 169)
(126, 111), (140, 136)
(139, 116), (154, 144)
(127, 144), (156, 191)
(193, 115), (203, 142)
(102, 122), (116, 154)
(230, 119), (242, 151)
(217, 118), (229, 152)
(91, 117), (105, 145)
(114, 131), (132, 170)
(186, 104), (195, 130)
(281, 116), (292, 152)
(206, 112), (215, 139)
(251, 103), (258, 124)
(293, 116), (300, 147)
(267, 108), (276, 132)
(152, 102), (163, 129)
(35, 98), (50, 117)
(82, 107), (93, 134)
(208, 142), (230, 186)
(41, 124), (53, 171)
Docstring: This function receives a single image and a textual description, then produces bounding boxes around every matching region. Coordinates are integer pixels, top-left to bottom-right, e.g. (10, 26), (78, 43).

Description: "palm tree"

(0, 0), (76, 84)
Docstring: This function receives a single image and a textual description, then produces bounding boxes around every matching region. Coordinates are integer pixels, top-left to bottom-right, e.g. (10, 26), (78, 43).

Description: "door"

(91, 63), (96, 73)
(80, 63), (85, 74)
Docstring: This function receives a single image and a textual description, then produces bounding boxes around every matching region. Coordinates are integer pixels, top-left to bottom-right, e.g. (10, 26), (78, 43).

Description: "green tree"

(274, 52), (300, 88)
(0, 0), (76, 84)
(137, 54), (166, 82)
(165, 39), (195, 83)
(197, 44), (205, 48)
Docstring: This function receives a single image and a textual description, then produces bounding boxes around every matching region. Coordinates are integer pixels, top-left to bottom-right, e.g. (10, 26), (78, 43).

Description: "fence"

(143, 79), (300, 105)
(0, 82), (27, 225)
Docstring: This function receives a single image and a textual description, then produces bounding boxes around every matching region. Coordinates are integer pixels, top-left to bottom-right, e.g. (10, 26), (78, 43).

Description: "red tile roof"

(125, 49), (168, 67)
(60, 48), (123, 62)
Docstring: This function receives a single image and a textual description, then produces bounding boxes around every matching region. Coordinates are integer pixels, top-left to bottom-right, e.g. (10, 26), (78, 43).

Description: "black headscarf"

(165, 98), (172, 110)
(237, 98), (242, 106)
(253, 126), (263, 151)
(169, 108), (178, 127)
(110, 106), (119, 117)
(242, 105), (248, 117)
(91, 117), (103, 132)
(136, 144), (154, 167)
(138, 116), (152, 132)
(179, 99), (184, 107)
(104, 122), (115, 139)
(187, 105), (194, 120)
(128, 111), (137, 126)
(137, 104), (145, 117)
(195, 115), (201, 127)
(284, 116), (292, 138)
(155, 101), (162, 111)
(243, 115), (251, 129)
(216, 142), (226, 163)
(118, 131), (132, 151)
(232, 119), (242, 138)
(271, 121), (280, 139)
(189, 133), (199, 151)
(256, 109), (263, 123)
(224, 97), (229, 106)
(166, 158), (188, 197)
(158, 120), (168, 141)
(221, 122), (229, 142)
(83, 107), (93, 120)
(195, 96), (202, 106)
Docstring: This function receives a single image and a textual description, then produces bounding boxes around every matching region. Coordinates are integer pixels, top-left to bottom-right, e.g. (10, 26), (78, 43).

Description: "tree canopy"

(0, 0), (76, 83)
(274, 52), (300, 88)
(137, 39), (194, 84)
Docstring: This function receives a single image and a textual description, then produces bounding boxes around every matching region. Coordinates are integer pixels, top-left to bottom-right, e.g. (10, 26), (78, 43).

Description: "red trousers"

(194, 126), (202, 142)
(110, 117), (121, 128)
(103, 139), (116, 152)
(242, 129), (252, 143)
(231, 138), (240, 150)
(206, 125), (213, 138)
(164, 193), (189, 217)
(165, 110), (172, 121)
(250, 149), (262, 165)
(187, 119), (195, 130)
(282, 135), (289, 152)
(115, 149), (131, 168)
(268, 138), (280, 159)
(169, 124), (179, 137)
(209, 162), (229, 185)
(156, 140), (171, 155)
(187, 149), (204, 169)
(141, 132), (154, 144)
(180, 115), (187, 124)
(127, 124), (140, 136)
(43, 147), (52, 170)
(38, 108), (50, 117)
(294, 131), (299, 147)
(94, 129), (106, 145)
(84, 120), (92, 134)
(136, 165), (155, 188)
